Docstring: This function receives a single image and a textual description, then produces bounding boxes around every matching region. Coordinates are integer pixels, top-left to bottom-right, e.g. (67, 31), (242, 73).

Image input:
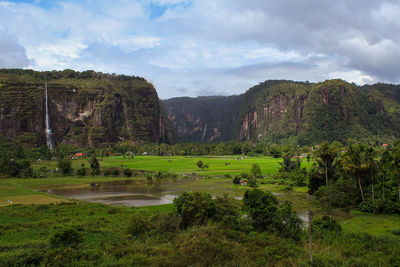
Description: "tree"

(342, 144), (371, 203)
(313, 142), (340, 186)
(279, 153), (299, 172)
(57, 159), (73, 175)
(243, 189), (279, 229)
(196, 160), (203, 169)
(123, 168), (133, 177)
(88, 156), (100, 175)
(243, 189), (302, 239)
(251, 163), (262, 178)
(174, 192), (216, 228)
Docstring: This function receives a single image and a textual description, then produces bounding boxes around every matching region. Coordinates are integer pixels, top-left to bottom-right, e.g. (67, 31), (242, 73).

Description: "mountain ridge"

(163, 79), (400, 144)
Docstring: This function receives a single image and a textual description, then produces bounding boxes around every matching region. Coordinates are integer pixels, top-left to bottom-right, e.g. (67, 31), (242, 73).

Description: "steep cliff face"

(165, 79), (399, 144)
(0, 69), (173, 147)
(163, 95), (243, 142)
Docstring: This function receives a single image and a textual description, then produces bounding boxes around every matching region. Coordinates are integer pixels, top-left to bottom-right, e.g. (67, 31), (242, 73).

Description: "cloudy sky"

(0, 0), (399, 98)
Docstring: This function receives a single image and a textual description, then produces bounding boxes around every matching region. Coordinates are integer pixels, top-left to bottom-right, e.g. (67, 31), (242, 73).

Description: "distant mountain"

(0, 69), (173, 147)
(163, 79), (400, 144)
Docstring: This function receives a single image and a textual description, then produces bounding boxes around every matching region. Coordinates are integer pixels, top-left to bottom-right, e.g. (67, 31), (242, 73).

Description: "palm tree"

(313, 142), (340, 186)
(342, 144), (373, 203)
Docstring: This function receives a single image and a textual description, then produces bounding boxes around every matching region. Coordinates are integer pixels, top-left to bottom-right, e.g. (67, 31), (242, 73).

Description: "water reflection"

(43, 179), (191, 207)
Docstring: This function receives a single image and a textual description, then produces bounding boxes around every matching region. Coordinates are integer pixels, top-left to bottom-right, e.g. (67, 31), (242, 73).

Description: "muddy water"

(42, 179), (193, 207)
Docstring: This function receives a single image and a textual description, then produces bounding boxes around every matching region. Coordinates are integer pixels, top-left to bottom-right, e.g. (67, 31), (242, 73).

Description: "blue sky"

(0, 0), (399, 99)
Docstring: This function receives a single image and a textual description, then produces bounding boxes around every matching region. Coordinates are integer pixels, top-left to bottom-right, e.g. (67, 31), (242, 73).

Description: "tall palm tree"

(342, 144), (372, 203)
(313, 142), (340, 186)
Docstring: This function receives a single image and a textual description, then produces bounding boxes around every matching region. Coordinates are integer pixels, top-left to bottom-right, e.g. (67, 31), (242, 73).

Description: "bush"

(112, 169), (120, 176)
(123, 168), (132, 177)
(232, 176), (241, 184)
(57, 159), (73, 175)
(251, 163), (262, 178)
(243, 189), (279, 230)
(312, 216), (342, 238)
(88, 156), (100, 175)
(127, 210), (152, 236)
(174, 192), (216, 228)
(248, 177), (258, 188)
(76, 167), (86, 176)
(150, 212), (180, 239)
(49, 224), (83, 248)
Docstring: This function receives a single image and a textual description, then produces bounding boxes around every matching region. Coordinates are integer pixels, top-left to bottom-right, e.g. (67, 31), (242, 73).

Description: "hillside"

(163, 79), (400, 144)
(0, 69), (173, 147)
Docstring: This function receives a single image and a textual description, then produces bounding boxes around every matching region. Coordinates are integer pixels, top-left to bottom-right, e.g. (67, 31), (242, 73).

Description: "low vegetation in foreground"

(1, 191), (400, 266)
(1, 137), (400, 265)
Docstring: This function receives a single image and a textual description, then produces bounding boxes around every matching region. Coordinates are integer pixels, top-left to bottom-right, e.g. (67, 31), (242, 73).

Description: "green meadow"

(33, 155), (312, 176)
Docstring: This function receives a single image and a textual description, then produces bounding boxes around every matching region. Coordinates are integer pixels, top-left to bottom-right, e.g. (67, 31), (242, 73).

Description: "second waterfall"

(45, 83), (54, 149)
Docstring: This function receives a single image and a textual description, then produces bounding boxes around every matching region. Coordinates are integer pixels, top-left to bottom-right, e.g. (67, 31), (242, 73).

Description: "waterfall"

(45, 83), (54, 149)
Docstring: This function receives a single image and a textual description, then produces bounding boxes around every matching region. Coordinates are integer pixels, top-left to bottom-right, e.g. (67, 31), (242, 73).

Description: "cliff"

(163, 95), (243, 142)
(0, 69), (173, 147)
(164, 79), (400, 144)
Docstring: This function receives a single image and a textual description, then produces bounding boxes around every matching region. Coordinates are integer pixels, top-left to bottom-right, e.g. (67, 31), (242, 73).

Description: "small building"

(74, 153), (85, 157)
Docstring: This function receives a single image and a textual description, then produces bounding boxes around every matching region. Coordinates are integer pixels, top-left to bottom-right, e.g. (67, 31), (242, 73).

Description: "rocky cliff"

(0, 69), (173, 147)
(163, 95), (243, 142)
(164, 79), (400, 144)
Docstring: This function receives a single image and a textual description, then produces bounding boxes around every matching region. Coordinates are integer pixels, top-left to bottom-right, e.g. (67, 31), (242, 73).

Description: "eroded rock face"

(164, 79), (399, 144)
(0, 70), (173, 147)
(163, 95), (243, 142)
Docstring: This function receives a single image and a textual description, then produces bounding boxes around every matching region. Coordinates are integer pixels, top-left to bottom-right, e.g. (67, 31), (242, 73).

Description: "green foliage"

(174, 192), (216, 228)
(57, 159), (73, 175)
(232, 176), (241, 184)
(279, 153), (300, 172)
(251, 163), (262, 178)
(49, 224), (84, 248)
(248, 176), (258, 188)
(243, 189), (279, 230)
(123, 168), (133, 177)
(88, 156), (100, 175)
(312, 216), (342, 237)
(243, 189), (302, 240)
(196, 160), (203, 169)
(127, 210), (151, 236)
(76, 166), (86, 176)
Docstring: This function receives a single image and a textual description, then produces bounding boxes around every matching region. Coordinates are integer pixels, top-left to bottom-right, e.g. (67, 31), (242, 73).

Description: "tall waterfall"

(45, 83), (54, 149)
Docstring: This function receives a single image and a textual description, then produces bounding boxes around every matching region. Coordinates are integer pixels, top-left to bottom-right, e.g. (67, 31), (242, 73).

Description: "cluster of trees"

(0, 69), (146, 82)
(302, 142), (400, 214)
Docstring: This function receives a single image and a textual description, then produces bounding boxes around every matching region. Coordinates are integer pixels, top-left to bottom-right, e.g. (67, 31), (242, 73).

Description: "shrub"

(232, 176), (241, 184)
(251, 163), (262, 178)
(88, 156), (100, 175)
(112, 169), (120, 176)
(57, 159), (73, 175)
(49, 224), (83, 248)
(248, 177), (258, 188)
(123, 168), (132, 177)
(76, 167), (86, 176)
(243, 189), (279, 230)
(127, 210), (152, 236)
(312, 216), (342, 238)
(150, 212), (180, 239)
(174, 192), (216, 228)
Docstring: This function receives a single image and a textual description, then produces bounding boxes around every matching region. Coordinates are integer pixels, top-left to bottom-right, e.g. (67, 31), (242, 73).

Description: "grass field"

(2, 155), (400, 240)
(32, 155), (313, 176)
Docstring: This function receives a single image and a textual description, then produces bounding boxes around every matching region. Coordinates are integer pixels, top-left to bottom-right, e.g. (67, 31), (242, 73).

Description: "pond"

(42, 179), (194, 207)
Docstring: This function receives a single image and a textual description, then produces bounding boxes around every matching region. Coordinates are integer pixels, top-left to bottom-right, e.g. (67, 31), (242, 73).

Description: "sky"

(0, 0), (399, 99)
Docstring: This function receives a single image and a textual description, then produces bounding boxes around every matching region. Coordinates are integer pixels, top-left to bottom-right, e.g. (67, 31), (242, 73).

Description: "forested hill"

(163, 79), (400, 144)
(0, 69), (174, 147)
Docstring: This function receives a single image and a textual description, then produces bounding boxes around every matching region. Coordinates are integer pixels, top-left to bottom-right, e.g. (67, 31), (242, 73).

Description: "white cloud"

(0, 0), (400, 98)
